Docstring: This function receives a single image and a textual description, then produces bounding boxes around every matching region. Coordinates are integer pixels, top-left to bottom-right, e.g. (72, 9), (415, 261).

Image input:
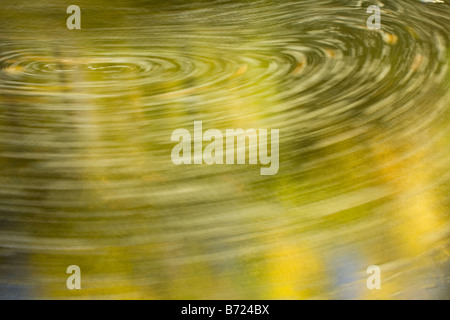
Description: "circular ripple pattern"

(0, 0), (449, 299)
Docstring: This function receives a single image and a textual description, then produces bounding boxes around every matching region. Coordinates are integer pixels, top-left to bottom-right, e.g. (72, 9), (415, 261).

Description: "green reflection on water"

(0, 0), (449, 299)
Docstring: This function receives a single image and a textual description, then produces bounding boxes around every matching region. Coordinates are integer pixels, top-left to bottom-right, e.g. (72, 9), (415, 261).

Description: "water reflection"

(0, 0), (449, 299)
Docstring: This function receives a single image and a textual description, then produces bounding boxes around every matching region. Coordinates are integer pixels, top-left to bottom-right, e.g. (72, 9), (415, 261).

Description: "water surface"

(0, 0), (449, 299)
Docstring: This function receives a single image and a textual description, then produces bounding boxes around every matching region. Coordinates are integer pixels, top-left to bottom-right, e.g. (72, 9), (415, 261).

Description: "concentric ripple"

(0, 0), (449, 299)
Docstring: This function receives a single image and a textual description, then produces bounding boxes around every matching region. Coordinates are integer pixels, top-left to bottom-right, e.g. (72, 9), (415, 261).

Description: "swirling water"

(0, 0), (449, 299)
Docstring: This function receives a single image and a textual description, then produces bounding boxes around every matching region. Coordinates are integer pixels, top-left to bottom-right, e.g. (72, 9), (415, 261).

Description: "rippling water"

(0, 0), (449, 299)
